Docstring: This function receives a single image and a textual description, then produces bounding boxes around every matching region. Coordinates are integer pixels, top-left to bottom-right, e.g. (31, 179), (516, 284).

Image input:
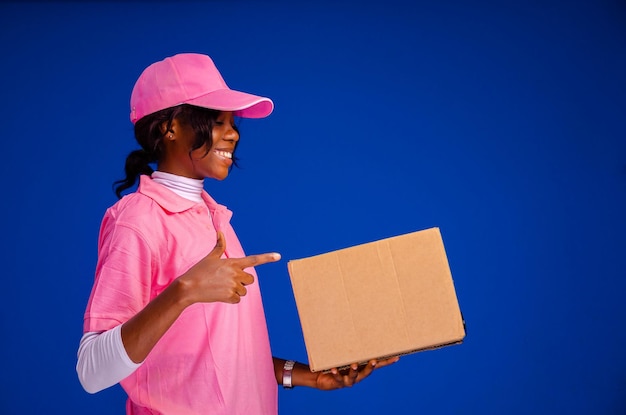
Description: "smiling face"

(158, 111), (239, 180)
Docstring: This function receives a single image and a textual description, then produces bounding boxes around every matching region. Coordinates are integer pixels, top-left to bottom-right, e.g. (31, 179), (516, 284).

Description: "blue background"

(1, 1), (624, 413)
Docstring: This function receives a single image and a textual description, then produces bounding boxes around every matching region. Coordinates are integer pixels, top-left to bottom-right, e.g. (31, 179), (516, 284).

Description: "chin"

(211, 172), (229, 181)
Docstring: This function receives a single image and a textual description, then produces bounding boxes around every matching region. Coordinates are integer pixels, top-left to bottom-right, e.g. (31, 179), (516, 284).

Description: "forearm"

(273, 357), (318, 389)
(121, 278), (192, 363)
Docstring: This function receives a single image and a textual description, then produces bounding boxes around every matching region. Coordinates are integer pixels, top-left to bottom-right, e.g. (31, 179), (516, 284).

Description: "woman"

(77, 53), (398, 414)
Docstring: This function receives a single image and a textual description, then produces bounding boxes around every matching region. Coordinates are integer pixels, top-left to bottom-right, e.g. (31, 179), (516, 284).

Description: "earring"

(169, 134), (173, 139)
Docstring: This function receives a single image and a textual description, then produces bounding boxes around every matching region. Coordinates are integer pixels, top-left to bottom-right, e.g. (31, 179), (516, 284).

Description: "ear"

(161, 119), (180, 141)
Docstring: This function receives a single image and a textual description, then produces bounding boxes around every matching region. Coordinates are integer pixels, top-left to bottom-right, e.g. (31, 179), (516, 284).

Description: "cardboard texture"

(287, 227), (465, 372)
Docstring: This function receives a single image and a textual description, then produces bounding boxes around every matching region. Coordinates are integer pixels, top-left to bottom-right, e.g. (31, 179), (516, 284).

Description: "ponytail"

(112, 106), (176, 199)
(113, 149), (155, 199)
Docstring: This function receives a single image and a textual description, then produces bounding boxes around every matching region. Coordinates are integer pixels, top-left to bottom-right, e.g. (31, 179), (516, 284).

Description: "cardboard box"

(287, 227), (465, 372)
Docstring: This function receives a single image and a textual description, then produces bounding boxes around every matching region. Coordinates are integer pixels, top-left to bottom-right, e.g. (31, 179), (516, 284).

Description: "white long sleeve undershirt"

(76, 171), (205, 393)
(77, 325), (141, 393)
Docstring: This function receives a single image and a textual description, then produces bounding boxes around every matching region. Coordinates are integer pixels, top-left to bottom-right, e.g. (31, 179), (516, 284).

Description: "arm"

(272, 356), (400, 390)
(120, 277), (192, 363)
(78, 231), (279, 391)
(121, 231), (280, 363)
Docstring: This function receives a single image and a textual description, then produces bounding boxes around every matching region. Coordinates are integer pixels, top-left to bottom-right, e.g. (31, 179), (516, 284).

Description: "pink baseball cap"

(130, 53), (274, 123)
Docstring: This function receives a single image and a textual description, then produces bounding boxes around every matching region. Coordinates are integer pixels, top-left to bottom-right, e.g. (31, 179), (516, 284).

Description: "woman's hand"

(315, 357), (400, 390)
(179, 231), (281, 305)
(274, 357), (400, 391)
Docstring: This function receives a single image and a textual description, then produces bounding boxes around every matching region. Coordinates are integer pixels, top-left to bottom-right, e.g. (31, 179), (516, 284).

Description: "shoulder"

(99, 192), (168, 247)
(105, 192), (162, 225)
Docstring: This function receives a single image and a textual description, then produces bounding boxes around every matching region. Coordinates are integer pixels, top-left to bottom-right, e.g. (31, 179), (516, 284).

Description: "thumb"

(208, 231), (226, 258)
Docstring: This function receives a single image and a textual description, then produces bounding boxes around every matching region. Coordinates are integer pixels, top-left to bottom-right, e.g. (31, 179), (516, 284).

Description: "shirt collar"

(137, 175), (233, 223)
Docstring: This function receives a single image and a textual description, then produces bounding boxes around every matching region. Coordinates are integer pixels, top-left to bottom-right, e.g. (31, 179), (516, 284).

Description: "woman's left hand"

(315, 357), (400, 390)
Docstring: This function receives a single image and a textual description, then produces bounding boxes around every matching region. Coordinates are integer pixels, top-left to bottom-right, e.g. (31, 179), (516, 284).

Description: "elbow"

(81, 383), (102, 395)
(76, 361), (104, 394)
(76, 327), (137, 394)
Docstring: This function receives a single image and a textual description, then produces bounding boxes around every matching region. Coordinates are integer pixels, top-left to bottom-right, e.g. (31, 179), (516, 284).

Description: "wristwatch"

(282, 360), (296, 389)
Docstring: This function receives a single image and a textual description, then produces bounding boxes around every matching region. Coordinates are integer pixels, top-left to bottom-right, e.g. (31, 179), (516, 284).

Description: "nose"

(224, 125), (239, 142)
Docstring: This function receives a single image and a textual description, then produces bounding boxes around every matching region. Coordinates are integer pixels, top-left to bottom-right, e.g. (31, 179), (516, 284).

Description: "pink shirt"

(83, 175), (278, 415)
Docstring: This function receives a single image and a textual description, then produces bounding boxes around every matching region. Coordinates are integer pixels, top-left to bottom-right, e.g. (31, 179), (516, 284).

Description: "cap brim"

(184, 89), (274, 118)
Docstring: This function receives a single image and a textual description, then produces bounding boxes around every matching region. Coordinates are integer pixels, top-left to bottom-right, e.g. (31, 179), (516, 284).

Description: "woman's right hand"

(179, 231), (281, 305)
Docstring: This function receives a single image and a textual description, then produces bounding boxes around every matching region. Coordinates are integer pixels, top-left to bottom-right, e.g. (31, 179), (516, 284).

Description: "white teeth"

(215, 150), (233, 159)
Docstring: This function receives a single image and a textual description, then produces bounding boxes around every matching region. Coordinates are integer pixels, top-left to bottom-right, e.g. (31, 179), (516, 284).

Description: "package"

(287, 227), (465, 372)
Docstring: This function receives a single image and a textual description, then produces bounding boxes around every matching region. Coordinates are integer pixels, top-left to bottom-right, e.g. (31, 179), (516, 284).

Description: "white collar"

(151, 171), (204, 203)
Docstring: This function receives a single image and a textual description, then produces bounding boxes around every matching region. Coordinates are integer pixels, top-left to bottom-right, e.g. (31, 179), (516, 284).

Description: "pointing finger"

(235, 252), (281, 268)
